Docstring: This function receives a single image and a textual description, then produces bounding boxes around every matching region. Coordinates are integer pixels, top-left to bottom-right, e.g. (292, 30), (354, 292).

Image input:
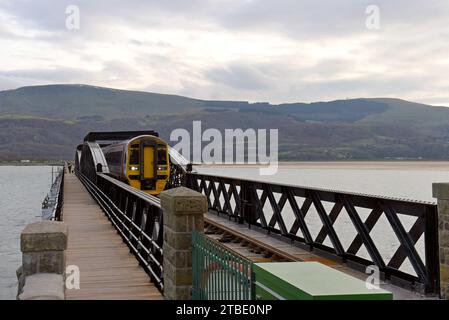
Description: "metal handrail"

(53, 169), (64, 221)
(192, 230), (252, 300)
(97, 173), (161, 207)
(191, 172), (436, 206)
(42, 167), (64, 221)
(187, 172), (440, 295)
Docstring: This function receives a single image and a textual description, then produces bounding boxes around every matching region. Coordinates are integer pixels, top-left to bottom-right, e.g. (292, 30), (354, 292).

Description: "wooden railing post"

(160, 187), (207, 300)
(433, 183), (449, 299)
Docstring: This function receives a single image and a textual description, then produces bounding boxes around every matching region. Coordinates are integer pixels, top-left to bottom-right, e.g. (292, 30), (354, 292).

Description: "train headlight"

(130, 166), (138, 171)
(158, 166), (163, 171)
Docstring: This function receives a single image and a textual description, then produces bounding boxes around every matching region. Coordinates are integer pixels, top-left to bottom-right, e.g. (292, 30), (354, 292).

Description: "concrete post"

(18, 221), (68, 300)
(432, 183), (449, 299)
(160, 187), (207, 300)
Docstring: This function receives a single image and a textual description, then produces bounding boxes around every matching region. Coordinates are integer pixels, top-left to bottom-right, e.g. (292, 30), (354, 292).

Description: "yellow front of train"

(125, 135), (170, 195)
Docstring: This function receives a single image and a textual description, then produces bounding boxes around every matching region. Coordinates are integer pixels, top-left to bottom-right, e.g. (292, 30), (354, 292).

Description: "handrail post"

(432, 183), (449, 299)
(241, 181), (257, 225)
(424, 205), (440, 294)
(160, 187), (207, 300)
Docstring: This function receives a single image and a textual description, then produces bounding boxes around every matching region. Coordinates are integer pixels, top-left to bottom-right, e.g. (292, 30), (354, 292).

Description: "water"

(0, 166), (52, 300)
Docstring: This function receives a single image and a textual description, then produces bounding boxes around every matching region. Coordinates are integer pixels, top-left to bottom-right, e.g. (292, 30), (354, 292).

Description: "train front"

(103, 134), (170, 195)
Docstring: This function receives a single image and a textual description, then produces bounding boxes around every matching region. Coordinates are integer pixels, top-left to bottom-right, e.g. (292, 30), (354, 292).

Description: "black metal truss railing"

(76, 170), (164, 291)
(53, 168), (65, 221)
(187, 173), (440, 295)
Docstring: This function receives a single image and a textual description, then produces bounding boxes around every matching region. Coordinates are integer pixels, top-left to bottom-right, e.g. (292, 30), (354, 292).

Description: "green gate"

(192, 231), (253, 300)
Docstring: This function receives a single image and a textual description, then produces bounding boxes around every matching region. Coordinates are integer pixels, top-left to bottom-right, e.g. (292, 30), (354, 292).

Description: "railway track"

(204, 217), (298, 263)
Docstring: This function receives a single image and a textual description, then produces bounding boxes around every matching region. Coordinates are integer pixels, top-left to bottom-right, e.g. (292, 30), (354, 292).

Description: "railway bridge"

(17, 132), (449, 300)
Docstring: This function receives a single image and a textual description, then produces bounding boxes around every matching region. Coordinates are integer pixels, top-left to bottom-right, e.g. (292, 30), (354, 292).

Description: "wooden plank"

(62, 174), (162, 300)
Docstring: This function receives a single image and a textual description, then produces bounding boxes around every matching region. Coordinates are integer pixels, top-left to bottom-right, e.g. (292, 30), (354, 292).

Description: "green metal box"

(253, 262), (393, 300)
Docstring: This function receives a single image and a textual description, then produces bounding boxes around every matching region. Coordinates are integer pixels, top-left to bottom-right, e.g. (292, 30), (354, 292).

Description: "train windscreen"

(157, 148), (167, 165)
(129, 148), (139, 165)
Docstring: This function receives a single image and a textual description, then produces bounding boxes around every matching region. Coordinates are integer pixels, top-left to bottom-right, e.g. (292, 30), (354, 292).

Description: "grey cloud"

(0, 75), (27, 91)
(0, 67), (90, 83)
(196, 58), (446, 104)
(0, 1), (448, 105)
(3, 1), (449, 40)
(206, 64), (272, 90)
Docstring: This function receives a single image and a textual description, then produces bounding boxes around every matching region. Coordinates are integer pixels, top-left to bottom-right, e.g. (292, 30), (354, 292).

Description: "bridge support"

(17, 221), (68, 300)
(433, 183), (449, 299)
(161, 187), (207, 300)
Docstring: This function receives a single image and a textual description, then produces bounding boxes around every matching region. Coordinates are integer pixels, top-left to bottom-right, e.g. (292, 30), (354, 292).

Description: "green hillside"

(0, 84), (205, 119)
(1, 84), (449, 161)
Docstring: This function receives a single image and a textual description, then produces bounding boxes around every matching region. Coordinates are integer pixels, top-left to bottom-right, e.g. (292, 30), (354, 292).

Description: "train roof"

(84, 131), (159, 142)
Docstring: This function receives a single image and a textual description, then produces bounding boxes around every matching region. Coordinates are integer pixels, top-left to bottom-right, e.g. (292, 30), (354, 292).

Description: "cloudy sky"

(0, 0), (448, 105)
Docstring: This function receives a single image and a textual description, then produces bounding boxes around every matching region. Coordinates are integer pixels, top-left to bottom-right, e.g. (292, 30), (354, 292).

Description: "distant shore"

(195, 160), (449, 171)
(2, 159), (448, 170)
(0, 161), (64, 166)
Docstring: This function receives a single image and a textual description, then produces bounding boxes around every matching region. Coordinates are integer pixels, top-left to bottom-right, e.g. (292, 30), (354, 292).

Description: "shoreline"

(0, 162), (64, 166)
(1, 160), (448, 170)
(195, 161), (449, 170)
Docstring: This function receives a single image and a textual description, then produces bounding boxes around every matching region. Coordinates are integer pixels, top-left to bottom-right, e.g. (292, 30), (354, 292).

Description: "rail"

(75, 169), (164, 291)
(53, 168), (64, 221)
(42, 167), (64, 221)
(187, 172), (440, 294)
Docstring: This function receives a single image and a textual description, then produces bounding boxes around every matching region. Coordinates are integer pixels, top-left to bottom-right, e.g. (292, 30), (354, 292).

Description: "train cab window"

(129, 149), (140, 165)
(157, 148), (167, 165)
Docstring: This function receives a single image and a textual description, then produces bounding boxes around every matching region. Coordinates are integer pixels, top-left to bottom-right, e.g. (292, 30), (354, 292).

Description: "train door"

(140, 140), (157, 191)
(143, 145), (155, 179)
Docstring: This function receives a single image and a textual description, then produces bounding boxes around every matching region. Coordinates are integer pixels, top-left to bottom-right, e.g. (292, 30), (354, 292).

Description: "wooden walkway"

(62, 173), (162, 300)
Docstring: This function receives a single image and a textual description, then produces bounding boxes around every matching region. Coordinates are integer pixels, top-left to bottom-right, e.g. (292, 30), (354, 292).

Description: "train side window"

(157, 148), (167, 165)
(105, 151), (121, 166)
(129, 149), (139, 165)
(115, 152), (121, 164)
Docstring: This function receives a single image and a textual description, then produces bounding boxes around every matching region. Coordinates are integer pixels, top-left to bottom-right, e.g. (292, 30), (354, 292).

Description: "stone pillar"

(18, 221), (68, 300)
(433, 183), (449, 299)
(160, 187), (207, 300)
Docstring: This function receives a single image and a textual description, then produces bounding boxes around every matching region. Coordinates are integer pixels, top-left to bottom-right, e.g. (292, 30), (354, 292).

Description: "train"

(101, 134), (170, 195)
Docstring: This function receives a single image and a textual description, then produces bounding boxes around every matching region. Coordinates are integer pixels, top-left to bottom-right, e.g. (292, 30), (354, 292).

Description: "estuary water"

(1, 162), (449, 299)
(0, 166), (52, 300)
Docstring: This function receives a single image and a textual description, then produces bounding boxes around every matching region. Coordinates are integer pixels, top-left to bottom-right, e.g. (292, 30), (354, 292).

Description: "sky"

(0, 0), (448, 105)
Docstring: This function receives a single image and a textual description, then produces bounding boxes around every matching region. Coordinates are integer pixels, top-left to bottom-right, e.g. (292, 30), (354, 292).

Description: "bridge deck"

(62, 174), (162, 300)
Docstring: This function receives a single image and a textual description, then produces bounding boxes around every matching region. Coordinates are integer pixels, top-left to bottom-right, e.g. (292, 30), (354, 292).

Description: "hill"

(1, 84), (449, 161)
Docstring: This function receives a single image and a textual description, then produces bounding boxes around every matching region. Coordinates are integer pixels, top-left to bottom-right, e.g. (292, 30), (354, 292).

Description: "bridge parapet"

(17, 221), (68, 300)
(161, 187), (207, 300)
(433, 183), (449, 299)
